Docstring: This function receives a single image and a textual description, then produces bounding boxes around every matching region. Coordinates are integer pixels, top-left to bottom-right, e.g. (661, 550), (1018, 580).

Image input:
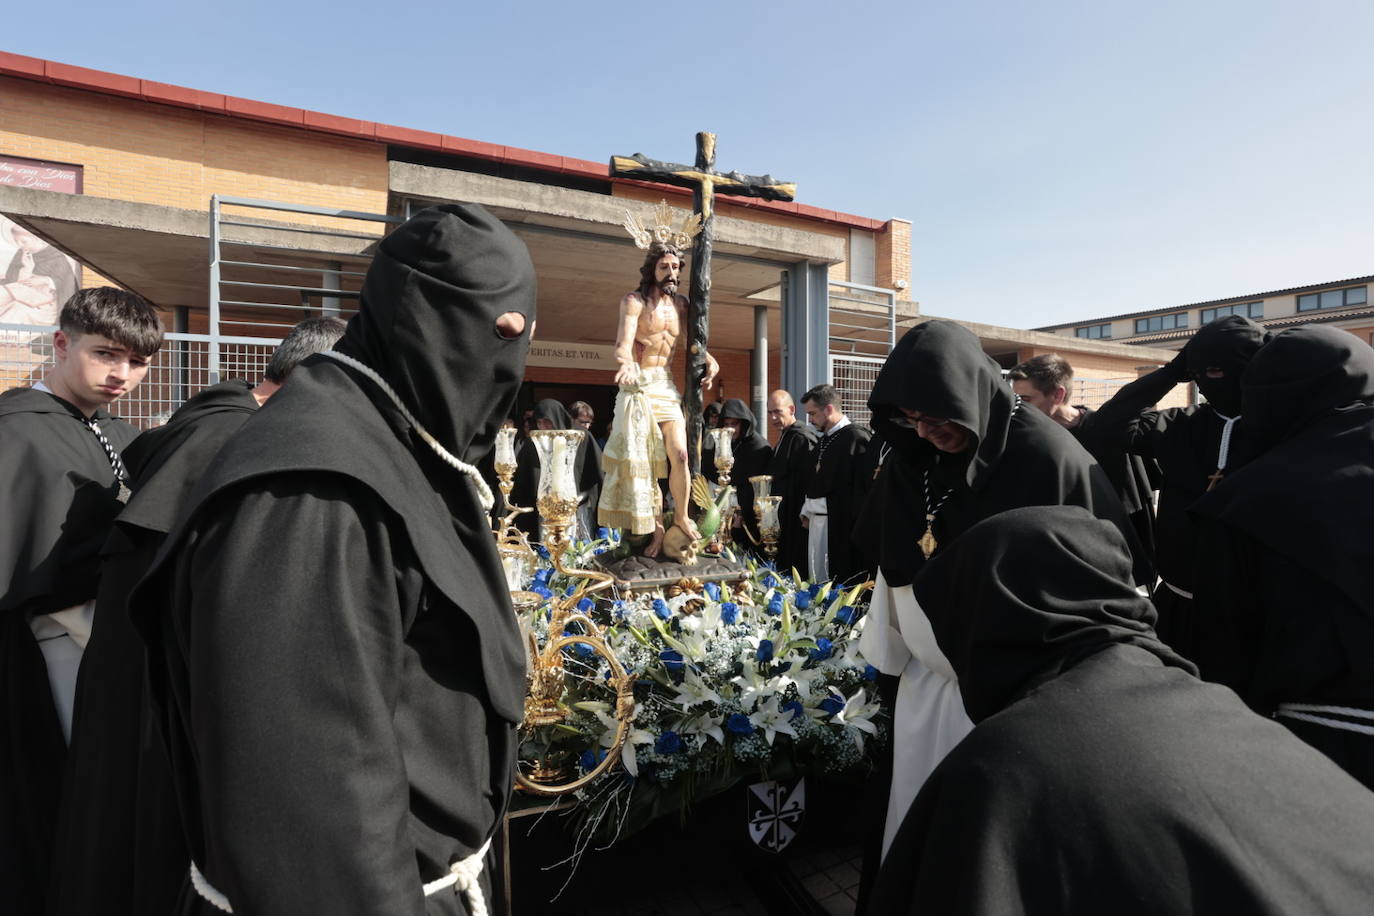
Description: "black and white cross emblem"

(747, 777), (806, 853)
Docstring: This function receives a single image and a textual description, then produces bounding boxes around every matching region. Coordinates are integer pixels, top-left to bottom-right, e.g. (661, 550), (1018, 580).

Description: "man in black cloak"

(715, 398), (773, 545)
(1089, 314), (1267, 659)
(131, 204), (533, 915)
(1009, 352), (1160, 560)
(0, 287), (162, 915)
(764, 389), (816, 577)
(47, 316), (345, 916)
(512, 397), (603, 541)
(852, 320), (1146, 908)
(798, 384), (871, 583)
(870, 506), (1374, 915)
(1192, 326), (1374, 789)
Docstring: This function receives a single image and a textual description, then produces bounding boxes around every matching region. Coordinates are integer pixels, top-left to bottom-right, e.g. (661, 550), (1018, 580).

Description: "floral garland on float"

(492, 427), (886, 851)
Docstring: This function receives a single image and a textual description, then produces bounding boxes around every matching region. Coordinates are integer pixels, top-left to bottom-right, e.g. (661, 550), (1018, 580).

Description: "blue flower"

(580, 748), (606, 770)
(576, 596), (595, 613)
(782, 699), (805, 722)
(653, 598), (672, 621)
(612, 600), (630, 622)
(726, 713), (754, 735)
(808, 582), (823, 598)
(809, 637), (833, 661)
(864, 664), (878, 682)
(531, 585), (554, 600)
(655, 730), (683, 754)
(719, 602), (739, 624)
(592, 546), (606, 555)
(755, 639), (774, 663)
(534, 544), (550, 559)
(704, 581), (722, 602)
(659, 649), (684, 672)
(532, 567), (553, 585)
(762, 572), (780, 590)
(820, 695), (845, 716)
(834, 605), (855, 624)
(565, 584), (578, 597)
(793, 590), (812, 610)
(766, 595), (784, 616)
(598, 527), (612, 540)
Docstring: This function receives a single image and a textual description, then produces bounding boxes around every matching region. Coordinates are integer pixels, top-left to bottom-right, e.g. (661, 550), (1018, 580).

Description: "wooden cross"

(610, 132), (795, 477)
(1206, 470), (1224, 491)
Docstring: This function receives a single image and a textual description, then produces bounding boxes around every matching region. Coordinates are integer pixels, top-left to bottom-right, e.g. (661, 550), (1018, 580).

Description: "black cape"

(1089, 316), (1267, 655)
(871, 506), (1374, 915)
(48, 379), (258, 916)
(511, 398), (602, 541)
(1071, 404), (1159, 561)
(765, 421), (816, 578)
(0, 387), (136, 916)
(715, 398), (773, 545)
(858, 320), (1149, 589)
(131, 204), (534, 915)
(803, 420), (872, 584)
(1192, 327), (1374, 787)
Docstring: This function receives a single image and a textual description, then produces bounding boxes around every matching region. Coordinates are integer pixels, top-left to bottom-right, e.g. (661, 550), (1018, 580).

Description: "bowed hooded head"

(719, 398), (766, 445)
(868, 320), (1014, 481)
(530, 398), (573, 431)
(1185, 315), (1267, 416)
(336, 203), (536, 464)
(1241, 325), (1374, 452)
(912, 506), (1191, 722)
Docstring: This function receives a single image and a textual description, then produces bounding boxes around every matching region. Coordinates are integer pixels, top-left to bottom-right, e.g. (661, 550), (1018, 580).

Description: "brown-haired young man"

(0, 286), (162, 914)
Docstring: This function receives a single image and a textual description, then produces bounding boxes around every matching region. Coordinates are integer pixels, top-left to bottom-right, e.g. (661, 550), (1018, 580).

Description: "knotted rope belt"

(189, 838), (491, 915)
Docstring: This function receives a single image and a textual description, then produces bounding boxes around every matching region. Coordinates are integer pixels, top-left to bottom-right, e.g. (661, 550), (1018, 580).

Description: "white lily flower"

(749, 694), (799, 746)
(670, 666), (722, 710)
(833, 687), (881, 752)
(590, 702), (655, 777)
(674, 711), (725, 745)
(731, 663), (780, 712)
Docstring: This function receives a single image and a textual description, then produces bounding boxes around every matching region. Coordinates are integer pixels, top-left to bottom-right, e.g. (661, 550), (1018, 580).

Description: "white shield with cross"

(747, 777), (806, 853)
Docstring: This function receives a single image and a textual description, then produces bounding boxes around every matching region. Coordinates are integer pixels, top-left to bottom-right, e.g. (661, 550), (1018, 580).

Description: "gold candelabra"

(708, 428), (736, 550)
(514, 428), (636, 795)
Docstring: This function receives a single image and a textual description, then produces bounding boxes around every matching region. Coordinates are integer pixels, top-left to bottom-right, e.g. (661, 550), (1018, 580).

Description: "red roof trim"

(0, 51), (885, 232)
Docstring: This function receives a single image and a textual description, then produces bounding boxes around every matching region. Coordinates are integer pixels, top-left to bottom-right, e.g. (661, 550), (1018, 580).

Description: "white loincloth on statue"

(28, 599), (96, 744)
(858, 571), (973, 860)
(598, 365), (674, 534)
(800, 497), (829, 582)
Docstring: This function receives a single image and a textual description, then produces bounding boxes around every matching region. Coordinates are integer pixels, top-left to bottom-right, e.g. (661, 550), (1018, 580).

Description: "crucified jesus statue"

(598, 239), (718, 558)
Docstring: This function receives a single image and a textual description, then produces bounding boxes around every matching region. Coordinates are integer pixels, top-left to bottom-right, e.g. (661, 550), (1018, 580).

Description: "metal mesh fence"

(1071, 377), (1130, 409)
(1, 326), (277, 429)
(830, 355), (885, 430)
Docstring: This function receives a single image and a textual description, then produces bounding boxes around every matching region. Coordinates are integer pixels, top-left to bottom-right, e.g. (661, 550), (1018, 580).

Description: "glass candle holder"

(708, 428), (734, 466)
(757, 495), (782, 535)
(498, 541), (535, 593)
(494, 426), (518, 477)
(748, 475), (772, 500)
(530, 428), (584, 525)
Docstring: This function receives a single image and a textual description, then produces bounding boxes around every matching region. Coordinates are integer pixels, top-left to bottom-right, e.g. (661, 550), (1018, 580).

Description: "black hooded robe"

(511, 398), (602, 542)
(715, 399), (773, 546)
(1192, 327), (1374, 789)
(871, 506), (1374, 916)
(851, 320), (1148, 913)
(1070, 404), (1160, 561)
(130, 204), (533, 916)
(765, 419), (816, 579)
(0, 387), (137, 916)
(47, 379), (258, 916)
(1088, 315), (1267, 660)
(801, 420), (871, 585)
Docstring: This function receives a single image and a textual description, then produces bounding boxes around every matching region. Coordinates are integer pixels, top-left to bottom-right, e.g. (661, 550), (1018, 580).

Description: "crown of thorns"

(622, 200), (702, 251)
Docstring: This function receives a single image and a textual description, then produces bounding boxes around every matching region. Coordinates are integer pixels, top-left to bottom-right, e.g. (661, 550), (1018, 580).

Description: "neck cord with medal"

(1206, 410), (1239, 491)
(919, 395), (1022, 559)
(84, 416), (132, 504)
(322, 351), (496, 511)
(814, 425), (840, 474)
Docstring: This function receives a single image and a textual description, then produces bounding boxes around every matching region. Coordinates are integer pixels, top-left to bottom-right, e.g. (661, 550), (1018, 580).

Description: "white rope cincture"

(321, 351), (495, 512)
(421, 838), (492, 916)
(1275, 705), (1374, 737)
(190, 861), (234, 913)
(189, 838), (491, 915)
(1161, 581), (1194, 600)
(1214, 411), (1239, 473)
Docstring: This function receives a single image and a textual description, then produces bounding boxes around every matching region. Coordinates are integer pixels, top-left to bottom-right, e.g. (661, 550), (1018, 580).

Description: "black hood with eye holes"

(336, 203), (536, 465)
(1185, 315), (1268, 417)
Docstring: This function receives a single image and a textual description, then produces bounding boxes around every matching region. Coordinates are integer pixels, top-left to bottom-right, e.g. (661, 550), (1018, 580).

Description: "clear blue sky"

(12, 0), (1374, 328)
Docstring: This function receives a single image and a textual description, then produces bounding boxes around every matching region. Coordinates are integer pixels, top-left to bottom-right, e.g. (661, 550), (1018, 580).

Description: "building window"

(1075, 323), (1112, 339)
(1200, 301), (1264, 324)
(1133, 312), (1189, 334)
(1297, 286), (1368, 312)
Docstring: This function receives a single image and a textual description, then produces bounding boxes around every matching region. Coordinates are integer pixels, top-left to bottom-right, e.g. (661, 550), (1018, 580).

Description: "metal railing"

(827, 280), (896, 428)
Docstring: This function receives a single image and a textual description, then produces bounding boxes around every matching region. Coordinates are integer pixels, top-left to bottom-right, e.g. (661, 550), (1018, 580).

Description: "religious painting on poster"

(0, 215), (80, 328)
